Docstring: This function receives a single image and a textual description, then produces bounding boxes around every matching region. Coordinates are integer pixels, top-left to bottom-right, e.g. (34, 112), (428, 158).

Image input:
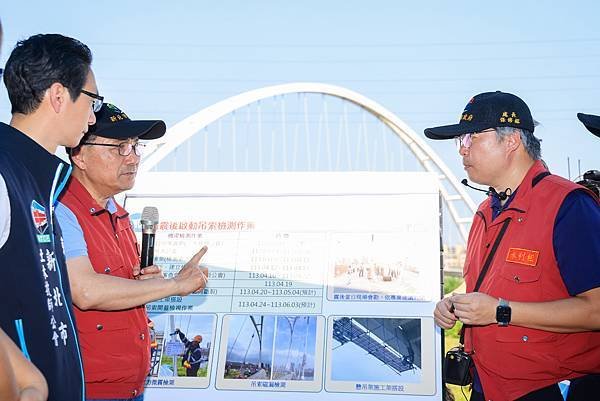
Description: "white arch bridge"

(140, 83), (475, 245)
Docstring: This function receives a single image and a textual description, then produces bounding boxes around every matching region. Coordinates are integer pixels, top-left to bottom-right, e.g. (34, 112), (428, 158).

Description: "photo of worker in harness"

(146, 313), (214, 383)
(173, 328), (206, 377)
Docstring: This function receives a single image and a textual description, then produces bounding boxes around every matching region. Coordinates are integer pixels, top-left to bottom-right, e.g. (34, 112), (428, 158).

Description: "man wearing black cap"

(577, 112), (600, 139)
(426, 92), (600, 401)
(575, 113), (600, 196)
(56, 104), (209, 401)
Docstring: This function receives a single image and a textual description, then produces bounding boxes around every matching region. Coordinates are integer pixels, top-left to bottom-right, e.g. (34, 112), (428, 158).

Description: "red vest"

(61, 177), (150, 399)
(463, 161), (600, 401)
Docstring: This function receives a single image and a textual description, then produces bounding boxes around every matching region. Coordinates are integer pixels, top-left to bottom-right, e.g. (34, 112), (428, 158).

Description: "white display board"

(124, 171), (443, 401)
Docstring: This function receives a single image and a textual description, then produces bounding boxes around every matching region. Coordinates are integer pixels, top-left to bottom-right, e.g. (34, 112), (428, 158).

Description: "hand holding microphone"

(137, 206), (209, 293)
(135, 265), (163, 280)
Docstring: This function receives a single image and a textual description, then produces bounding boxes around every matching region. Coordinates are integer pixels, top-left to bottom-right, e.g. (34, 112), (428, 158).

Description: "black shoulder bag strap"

(459, 218), (511, 345)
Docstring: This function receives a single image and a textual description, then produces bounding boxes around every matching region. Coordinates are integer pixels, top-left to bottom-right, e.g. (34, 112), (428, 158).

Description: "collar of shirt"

(106, 197), (118, 214)
(490, 188), (518, 220)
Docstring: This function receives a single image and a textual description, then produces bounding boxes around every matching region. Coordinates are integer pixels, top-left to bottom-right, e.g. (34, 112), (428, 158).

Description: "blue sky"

(1, 1), (599, 183)
(273, 316), (316, 369)
(226, 315), (275, 364)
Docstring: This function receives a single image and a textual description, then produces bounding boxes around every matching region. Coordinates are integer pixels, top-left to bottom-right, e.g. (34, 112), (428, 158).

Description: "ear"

(504, 129), (521, 154)
(46, 82), (68, 114)
(70, 147), (87, 170)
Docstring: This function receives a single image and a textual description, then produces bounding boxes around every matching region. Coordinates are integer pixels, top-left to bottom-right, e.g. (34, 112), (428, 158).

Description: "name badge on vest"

(31, 200), (51, 243)
(506, 247), (539, 267)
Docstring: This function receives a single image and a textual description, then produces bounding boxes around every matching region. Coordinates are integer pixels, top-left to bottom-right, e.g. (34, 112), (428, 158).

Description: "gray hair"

(67, 133), (98, 164)
(495, 127), (541, 160)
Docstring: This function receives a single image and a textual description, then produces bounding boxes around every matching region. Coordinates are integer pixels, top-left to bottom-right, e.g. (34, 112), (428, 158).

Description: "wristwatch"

(496, 298), (511, 327)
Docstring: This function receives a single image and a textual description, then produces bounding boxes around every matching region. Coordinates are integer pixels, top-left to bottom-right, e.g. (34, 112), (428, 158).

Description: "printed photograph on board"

(146, 313), (216, 389)
(223, 315), (276, 380)
(324, 316), (437, 396)
(216, 314), (325, 392)
(328, 233), (429, 301)
(272, 316), (318, 381)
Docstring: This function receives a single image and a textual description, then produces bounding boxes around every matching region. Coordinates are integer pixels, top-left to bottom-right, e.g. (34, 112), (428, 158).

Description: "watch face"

(496, 305), (511, 325)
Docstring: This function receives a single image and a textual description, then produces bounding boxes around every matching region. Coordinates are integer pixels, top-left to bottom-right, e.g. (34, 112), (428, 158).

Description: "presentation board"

(123, 171), (443, 400)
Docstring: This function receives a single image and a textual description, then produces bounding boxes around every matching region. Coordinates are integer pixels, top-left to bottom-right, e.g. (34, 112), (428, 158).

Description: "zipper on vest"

(109, 213), (119, 240)
(110, 213), (130, 241)
(50, 164), (86, 401)
(14, 319), (31, 360)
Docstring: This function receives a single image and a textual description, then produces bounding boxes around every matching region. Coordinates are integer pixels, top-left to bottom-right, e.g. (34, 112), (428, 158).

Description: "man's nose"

(88, 109), (96, 125)
(124, 150), (140, 164)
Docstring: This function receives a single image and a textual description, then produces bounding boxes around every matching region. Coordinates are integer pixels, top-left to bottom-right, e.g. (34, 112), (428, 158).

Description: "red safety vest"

(463, 160), (600, 401)
(61, 177), (150, 399)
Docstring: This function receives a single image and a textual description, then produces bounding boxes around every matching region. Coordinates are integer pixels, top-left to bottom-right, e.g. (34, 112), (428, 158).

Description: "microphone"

(461, 179), (511, 201)
(140, 206), (159, 268)
(461, 179), (490, 196)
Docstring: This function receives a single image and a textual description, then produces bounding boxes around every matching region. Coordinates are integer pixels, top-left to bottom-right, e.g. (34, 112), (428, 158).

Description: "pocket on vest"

(77, 313), (140, 381)
(499, 263), (542, 284)
(93, 251), (129, 279)
(492, 327), (562, 380)
(496, 326), (560, 343)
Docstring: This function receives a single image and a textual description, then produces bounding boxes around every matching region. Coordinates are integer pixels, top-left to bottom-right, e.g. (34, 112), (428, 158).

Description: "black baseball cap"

(89, 103), (166, 140)
(424, 91), (535, 140)
(577, 113), (600, 138)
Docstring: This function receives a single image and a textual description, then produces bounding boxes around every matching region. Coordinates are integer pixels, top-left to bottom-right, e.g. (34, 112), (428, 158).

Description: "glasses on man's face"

(80, 89), (104, 113)
(455, 129), (496, 150)
(455, 133), (473, 150)
(81, 141), (146, 157)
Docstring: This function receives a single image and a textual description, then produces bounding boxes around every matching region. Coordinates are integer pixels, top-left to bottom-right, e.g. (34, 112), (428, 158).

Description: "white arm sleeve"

(0, 174), (11, 249)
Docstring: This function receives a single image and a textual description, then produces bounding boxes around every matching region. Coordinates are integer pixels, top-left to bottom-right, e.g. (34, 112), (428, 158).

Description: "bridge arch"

(140, 83), (475, 243)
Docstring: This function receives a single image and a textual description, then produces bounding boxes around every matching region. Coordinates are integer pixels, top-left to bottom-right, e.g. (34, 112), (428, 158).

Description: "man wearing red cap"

(56, 103), (209, 401)
(426, 92), (600, 401)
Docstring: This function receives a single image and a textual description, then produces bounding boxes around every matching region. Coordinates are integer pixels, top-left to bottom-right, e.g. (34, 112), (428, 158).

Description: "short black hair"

(3, 33), (92, 114)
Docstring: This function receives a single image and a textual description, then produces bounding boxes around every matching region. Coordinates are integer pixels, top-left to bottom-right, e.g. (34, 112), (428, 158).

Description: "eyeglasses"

(455, 133), (474, 150)
(80, 89), (104, 113)
(455, 129), (496, 150)
(81, 141), (146, 157)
